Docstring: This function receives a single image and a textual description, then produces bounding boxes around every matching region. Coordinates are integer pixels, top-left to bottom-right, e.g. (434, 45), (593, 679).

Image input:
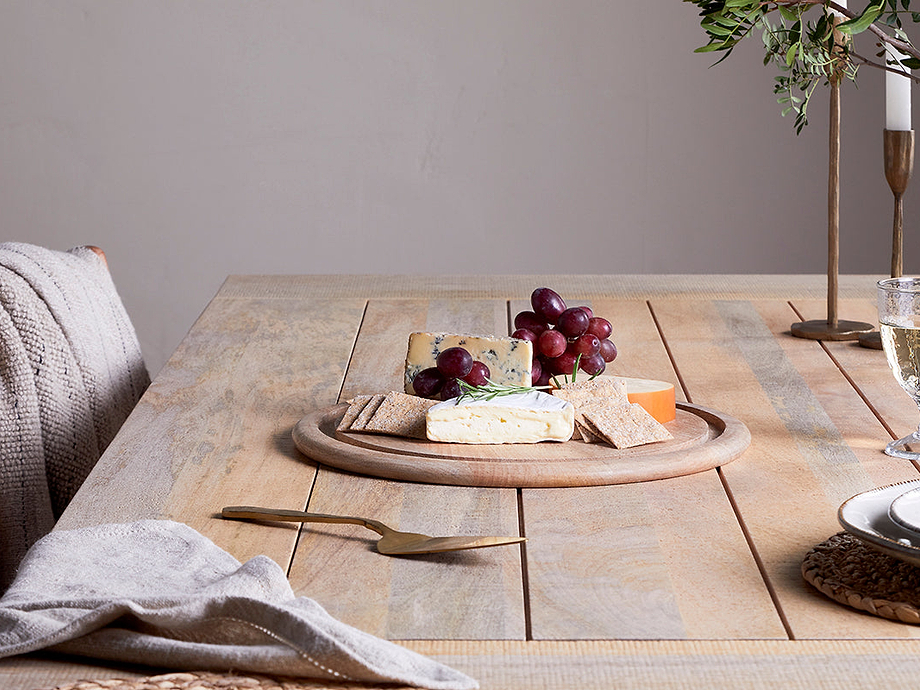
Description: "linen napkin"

(0, 520), (477, 690)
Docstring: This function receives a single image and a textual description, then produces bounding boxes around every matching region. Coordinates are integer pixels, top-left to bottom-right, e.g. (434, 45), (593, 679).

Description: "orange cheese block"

(621, 377), (676, 424)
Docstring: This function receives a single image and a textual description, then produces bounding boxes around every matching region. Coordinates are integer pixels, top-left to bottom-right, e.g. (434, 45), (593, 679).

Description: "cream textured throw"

(0, 243), (150, 590)
(0, 520), (478, 690)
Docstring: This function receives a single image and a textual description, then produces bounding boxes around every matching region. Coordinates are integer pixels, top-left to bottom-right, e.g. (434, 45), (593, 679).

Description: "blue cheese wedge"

(404, 332), (533, 395)
(426, 391), (574, 444)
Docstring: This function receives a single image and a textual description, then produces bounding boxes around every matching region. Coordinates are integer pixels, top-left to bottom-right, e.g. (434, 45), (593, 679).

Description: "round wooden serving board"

(292, 402), (750, 488)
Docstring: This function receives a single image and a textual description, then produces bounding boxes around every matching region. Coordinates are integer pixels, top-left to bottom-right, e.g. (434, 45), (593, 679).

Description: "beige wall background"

(1, 1), (913, 375)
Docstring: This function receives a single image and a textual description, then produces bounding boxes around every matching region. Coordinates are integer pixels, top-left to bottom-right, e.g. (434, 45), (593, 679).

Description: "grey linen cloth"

(0, 520), (477, 690)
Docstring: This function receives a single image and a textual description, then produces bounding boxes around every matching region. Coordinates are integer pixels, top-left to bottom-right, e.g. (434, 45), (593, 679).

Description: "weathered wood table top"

(7, 274), (920, 689)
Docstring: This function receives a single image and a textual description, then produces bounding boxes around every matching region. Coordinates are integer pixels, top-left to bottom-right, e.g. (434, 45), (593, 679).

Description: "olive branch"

(687, 0), (920, 132)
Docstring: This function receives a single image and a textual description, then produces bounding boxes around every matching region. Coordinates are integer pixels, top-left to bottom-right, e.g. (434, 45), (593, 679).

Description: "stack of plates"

(839, 479), (920, 567)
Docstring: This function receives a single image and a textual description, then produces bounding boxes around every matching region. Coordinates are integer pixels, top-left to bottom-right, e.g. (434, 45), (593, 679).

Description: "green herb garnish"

(549, 353), (601, 388)
(455, 378), (552, 404)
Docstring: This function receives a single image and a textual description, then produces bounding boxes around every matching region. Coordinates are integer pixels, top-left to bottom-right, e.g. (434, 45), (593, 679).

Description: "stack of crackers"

(336, 391), (437, 440)
(551, 378), (672, 449)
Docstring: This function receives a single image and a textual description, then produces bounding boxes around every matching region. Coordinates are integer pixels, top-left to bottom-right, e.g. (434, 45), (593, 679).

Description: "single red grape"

(511, 328), (538, 344)
(572, 333), (600, 356)
(412, 367), (445, 398)
(586, 317), (612, 340)
(440, 378), (463, 400)
(531, 357), (543, 385)
(557, 307), (589, 338)
(530, 287), (566, 322)
(535, 367), (552, 387)
(599, 338), (618, 363)
(437, 347), (473, 378)
(538, 329), (567, 358)
(577, 306), (593, 318)
(549, 351), (579, 376)
(463, 361), (491, 387)
(580, 353), (606, 376)
(514, 311), (548, 335)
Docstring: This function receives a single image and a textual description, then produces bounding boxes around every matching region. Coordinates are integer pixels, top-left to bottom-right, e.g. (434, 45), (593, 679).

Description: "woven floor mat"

(36, 671), (413, 690)
(802, 532), (920, 624)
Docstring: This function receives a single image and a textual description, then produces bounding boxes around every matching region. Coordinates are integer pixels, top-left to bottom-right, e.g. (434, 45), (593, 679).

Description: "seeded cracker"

(349, 393), (386, 431)
(557, 377), (628, 399)
(582, 402), (673, 449)
(336, 395), (373, 432)
(575, 420), (604, 444)
(552, 389), (611, 442)
(552, 379), (627, 443)
(363, 391), (438, 439)
(575, 397), (629, 443)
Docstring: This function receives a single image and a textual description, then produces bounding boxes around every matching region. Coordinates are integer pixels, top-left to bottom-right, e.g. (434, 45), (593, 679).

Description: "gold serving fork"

(221, 505), (526, 555)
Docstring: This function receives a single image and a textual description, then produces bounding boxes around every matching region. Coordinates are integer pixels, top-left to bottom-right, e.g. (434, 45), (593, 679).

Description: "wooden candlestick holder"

(859, 129), (915, 349)
(884, 129), (914, 276)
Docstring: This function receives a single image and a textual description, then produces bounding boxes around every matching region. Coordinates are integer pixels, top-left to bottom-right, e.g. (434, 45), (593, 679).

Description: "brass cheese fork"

(221, 505), (526, 555)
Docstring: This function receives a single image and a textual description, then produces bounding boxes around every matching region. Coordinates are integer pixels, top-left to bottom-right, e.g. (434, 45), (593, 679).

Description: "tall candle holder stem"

(859, 129), (914, 349)
(791, 73), (874, 340)
(885, 129), (914, 277)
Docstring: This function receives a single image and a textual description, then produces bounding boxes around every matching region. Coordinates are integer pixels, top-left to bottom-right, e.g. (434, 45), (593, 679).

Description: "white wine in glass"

(879, 277), (920, 459)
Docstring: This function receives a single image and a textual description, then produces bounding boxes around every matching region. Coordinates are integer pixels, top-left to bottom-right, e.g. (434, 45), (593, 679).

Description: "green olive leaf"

(836, 2), (885, 35)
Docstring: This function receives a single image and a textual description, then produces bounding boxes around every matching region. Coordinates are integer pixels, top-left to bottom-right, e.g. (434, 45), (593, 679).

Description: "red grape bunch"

(513, 287), (617, 386)
(412, 347), (491, 400)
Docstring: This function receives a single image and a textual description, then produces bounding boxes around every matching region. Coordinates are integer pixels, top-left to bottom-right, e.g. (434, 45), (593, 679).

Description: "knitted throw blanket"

(0, 243), (150, 590)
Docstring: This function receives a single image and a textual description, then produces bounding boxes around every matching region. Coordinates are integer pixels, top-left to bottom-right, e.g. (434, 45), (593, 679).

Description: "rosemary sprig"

(455, 378), (552, 404)
(549, 353), (602, 388)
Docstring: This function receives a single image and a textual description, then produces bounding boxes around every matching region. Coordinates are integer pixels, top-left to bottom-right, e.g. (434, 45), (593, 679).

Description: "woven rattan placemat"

(36, 671), (413, 690)
(802, 532), (920, 624)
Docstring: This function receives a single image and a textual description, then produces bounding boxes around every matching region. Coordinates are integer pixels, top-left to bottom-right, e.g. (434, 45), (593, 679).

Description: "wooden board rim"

(291, 402), (751, 487)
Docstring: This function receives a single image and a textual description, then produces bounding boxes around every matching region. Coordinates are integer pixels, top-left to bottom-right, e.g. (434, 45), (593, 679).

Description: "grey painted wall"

(1, 2), (912, 375)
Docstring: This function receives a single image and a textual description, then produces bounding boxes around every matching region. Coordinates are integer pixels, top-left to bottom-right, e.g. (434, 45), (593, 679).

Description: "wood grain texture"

(793, 297), (920, 450)
(749, 299), (920, 639)
(217, 274), (881, 301)
(654, 297), (920, 639)
(8, 640), (920, 690)
(404, 639), (920, 689)
(12, 277), (920, 690)
(57, 296), (367, 567)
(287, 298), (525, 640)
(519, 299), (783, 640)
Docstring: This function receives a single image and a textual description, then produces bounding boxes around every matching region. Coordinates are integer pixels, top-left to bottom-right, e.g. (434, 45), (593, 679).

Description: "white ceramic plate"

(838, 479), (920, 567)
(889, 487), (920, 533)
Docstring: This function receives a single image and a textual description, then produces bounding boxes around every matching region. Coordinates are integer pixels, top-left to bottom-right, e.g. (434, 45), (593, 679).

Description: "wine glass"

(878, 277), (920, 459)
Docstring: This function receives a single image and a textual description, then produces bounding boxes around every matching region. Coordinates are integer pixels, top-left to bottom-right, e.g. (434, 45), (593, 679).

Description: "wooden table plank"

(749, 298), (920, 638)
(287, 298), (525, 640)
(338, 298), (427, 401)
(217, 274), (881, 301)
(520, 299), (783, 639)
(791, 297), (920, 463)
(404, 639), (920, 690)
(57, 294), (367, 568)
(653, 296), (920, 639)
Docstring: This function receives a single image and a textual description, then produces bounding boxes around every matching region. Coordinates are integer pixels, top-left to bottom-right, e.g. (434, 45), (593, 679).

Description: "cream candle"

(886, 45), (912, 131)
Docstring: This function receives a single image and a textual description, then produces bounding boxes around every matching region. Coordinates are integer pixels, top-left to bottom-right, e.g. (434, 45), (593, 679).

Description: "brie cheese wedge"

(426, 390), (575, 444)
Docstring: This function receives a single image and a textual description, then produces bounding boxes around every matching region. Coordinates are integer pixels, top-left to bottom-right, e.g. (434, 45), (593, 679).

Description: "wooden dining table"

(6, 273), (920, 689)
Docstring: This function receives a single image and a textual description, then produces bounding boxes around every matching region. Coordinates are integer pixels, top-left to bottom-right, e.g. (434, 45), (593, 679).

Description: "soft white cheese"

(404, 332), (532, 395)
(426, 391), (575, 444)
